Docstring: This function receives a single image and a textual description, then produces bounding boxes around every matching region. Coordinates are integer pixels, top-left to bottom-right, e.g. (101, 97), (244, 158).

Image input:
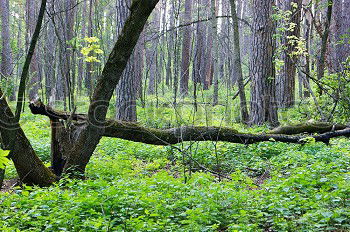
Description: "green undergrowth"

(1, 137), (350, 230)
(1, 107), (350, 231)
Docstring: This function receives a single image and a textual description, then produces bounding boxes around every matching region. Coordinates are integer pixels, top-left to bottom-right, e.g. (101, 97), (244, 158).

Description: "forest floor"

(0, 106), (349, 231)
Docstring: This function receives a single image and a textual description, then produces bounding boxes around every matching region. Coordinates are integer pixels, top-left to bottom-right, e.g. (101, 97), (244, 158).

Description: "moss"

(269, 122), (347, 135)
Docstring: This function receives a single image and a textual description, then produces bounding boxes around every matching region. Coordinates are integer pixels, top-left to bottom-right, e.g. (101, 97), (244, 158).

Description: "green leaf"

(0, 150), (10, 169)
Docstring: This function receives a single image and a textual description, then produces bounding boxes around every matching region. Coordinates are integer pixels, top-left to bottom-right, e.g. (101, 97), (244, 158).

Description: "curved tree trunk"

(0, 89), (56, 186)
(63, 0), (159, 176)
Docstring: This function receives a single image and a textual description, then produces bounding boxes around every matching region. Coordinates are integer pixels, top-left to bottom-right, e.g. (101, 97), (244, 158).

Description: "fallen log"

(29, 101), (350, 146)
(269, 122), (347, 135)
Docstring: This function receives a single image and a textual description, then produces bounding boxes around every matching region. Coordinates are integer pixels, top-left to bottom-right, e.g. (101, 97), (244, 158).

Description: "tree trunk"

(85, 0), (94, 97)
(192, 0), (204, 87)
(340, 0), (350, 64)
(277, 0), (302, 108)
(303, 14), (311, 98)
(77, 0), (87, 94)
(180, 0), (192, 96)
(134, 32), (144, 99)
(334, 0), (350, 71)
(249, 0), (279, 127)
(0, 0), (14, 100)
(115, 0), (137, 121)
(0, 89), (56, 186)
(44, 0), (57, 105)
(26, 0), (40, 100)
(63, 0), (159, 176)
(229, 0), (249, 123)
(203, 0), (213, 90)
(211, 0), (219, 106)
(147, 7), (160, 95)
(316, 0), (333, 84)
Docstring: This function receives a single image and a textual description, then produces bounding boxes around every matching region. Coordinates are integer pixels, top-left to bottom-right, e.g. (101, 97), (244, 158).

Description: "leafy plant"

(0, 150), (10, 169)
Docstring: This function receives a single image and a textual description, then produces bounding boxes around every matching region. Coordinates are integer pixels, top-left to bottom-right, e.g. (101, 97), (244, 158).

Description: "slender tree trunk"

(277, 0), (302, 108)
(317, 0), (333, 85)
(180, 0), (192, 96)
(77, 0), (87, 94)
(0, 0), (14, 100)
(172, 2), (180, 105)
(193, 0), (204, 88)
(303, 15), (311, 98)
(64, 0), (77, 110)
(147, 7), (160, 95)
(211, 0), (219, 106)
(85, 0), (94, 97)
(249, 0), (279, 127)
(115, 0), (137, 121)
(26, 0), (40, 100)
(165, 1), (172, 88)
(229, 0), (249, 123)
(134, 32), (144, 98)
(203, 0), (212, 90)
(44, 0), (57, 105)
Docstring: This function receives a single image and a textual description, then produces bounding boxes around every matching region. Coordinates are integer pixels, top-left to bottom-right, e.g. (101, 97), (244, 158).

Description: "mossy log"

(29, 101), (350, 146)
(269, 122), (347, 135)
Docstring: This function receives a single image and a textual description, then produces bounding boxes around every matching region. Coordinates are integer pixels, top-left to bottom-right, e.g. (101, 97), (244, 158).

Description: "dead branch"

(29, 101), (350, 146)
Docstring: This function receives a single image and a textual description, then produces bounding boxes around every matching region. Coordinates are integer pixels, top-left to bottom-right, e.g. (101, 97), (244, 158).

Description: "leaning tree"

(0, 0), (160, 186)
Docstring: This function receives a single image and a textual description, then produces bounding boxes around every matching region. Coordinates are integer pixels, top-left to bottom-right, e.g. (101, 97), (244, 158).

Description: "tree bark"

(316, 0), (333, 84)
(180, 0), (192, 96)
(277, 0), (302, 108)
(26, 0), (40, 100)
(77, 0), (87, 94)
(0, 89), (56, 186)
(302, 11), (311, 98)
(333, 0), (350, 71)
(147, 7), (160, 95)
(0, 0), (14, 100)
(229, 0), (249, 123)
(85, 0), (94, 97)
(249, 0), (279, 127)
(269, 122), (346, 135)
(211, 0), (219, 106)
(115, 0), (137, 121)
(44, 1), (57, 105)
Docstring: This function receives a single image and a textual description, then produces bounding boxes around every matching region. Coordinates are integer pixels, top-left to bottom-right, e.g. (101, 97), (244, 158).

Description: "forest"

(0, 0), (349, 231)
